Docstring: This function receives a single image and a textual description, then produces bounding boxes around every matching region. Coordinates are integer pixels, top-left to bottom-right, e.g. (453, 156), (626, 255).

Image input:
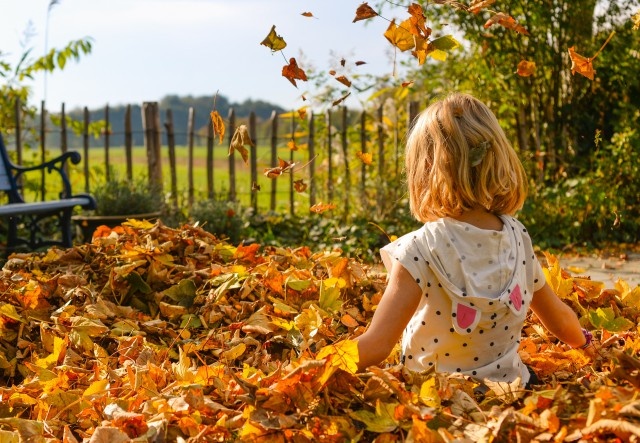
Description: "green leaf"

(349, 400), (399, 433)
(162, 279), (197, 307)
(588, 307), (634, 333)
(319, 280), (342, 313)
(430, 35), (461, 51)
(286, 278), (311, 292)
(126, 272), (152, 295)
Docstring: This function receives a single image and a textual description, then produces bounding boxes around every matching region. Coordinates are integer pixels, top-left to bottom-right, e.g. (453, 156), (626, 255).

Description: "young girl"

(356, 93), (590, 386)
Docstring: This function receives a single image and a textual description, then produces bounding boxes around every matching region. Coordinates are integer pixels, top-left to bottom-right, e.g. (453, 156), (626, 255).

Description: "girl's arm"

(356, 261), (422, 371)
(529, 282), (587, 348)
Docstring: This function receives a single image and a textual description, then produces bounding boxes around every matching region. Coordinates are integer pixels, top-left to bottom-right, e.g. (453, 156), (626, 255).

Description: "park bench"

(0, 133), (96, 254)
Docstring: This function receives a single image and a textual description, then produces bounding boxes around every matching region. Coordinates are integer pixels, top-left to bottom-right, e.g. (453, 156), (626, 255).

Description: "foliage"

(91, 174), (165, 216)
(189, 198), (246, 244)
(0, 221), (639, 441)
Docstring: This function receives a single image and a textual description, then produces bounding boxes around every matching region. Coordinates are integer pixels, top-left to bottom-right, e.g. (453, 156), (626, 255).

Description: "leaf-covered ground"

(1, 220), (640, 442)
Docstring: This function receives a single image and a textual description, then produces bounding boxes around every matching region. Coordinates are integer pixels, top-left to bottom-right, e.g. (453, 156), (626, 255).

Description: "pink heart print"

(510, 284), (522, 311)
(456, 303), (477, 329)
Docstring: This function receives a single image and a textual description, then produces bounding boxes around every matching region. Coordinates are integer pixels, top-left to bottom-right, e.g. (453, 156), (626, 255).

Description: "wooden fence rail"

(6, 99), (422, 220)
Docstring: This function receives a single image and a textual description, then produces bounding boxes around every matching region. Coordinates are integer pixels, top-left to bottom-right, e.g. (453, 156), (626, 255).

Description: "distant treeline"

(55, 94), (285, 148)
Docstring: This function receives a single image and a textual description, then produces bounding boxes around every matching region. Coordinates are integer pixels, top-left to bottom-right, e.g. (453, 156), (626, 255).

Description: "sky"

(0, 0), (402, 112)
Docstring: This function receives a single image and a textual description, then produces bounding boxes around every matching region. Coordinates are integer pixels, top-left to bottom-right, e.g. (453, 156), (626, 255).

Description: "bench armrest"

(12, 151), (82, 199)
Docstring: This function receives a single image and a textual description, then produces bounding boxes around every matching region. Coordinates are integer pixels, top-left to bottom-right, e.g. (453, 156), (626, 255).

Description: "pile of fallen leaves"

(1, 220), (640, 442)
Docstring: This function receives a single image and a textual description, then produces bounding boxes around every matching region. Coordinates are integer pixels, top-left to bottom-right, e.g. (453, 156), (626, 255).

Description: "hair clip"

(469, 141), (490, 167)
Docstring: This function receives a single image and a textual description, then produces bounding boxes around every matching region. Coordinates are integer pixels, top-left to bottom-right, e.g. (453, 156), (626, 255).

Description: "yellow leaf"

(222, 343), (247, 361)
(123, 218), (156, 229)
(210, 110), (225, 144)
(35, 335), (66, 369)
(316, 339), (359, 374)
(542, 252), (573, 299)
(356, 151), (373, 165)
(419, 377), (441, 408)
(260, 25), (287, 51)
(384, 19), (415, 51)
(83, 379), (109, 397)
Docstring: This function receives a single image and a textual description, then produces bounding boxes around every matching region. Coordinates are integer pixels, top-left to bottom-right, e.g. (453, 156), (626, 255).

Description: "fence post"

(408, 100), (419, 128)
(227, 108), (236, 202)
(340, 106), (350, 220)
(326, 109), (333, 202)
(60, 103), (68, 176)
(104, 104), (111, 181)
(269, 110), (278, 211)
(83, 107), (90, 192)
(186, 107), (195, 208)
(125, 105), (133, 181)
(165, 109), (178, 210)
(14, 98), (22, 165)
(360, 110), (367, 200)
(142, 102), (163, 193)
(207, 115), (214, 199)
(289, 112), (295, 215)
(249, 111), (258, 211)
(40, 100), (46, 200)
(308, 111), (316, 207)
(377, 105), (385, 215)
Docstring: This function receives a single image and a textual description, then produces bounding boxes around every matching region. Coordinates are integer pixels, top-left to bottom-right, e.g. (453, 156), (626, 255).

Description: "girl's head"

(405, 92), (527, 222)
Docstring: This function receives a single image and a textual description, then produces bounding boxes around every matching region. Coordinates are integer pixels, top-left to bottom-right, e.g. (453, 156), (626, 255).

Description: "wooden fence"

(6, 99), (422, 220)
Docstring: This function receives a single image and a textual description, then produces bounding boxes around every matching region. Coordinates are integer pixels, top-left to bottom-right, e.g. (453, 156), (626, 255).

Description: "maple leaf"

(484, 12), (529, 35)
(282, 57), (308, 87)
(353, 2), (378, 23)
(517, 60), (536, 77)
(568, 47), (595, 80)
(384, 19), (416, 51)
(260, 25), (287, 51)
(316, 339), (359, 375)
(229, 125), (253, 164)
(210, 110), (225, 144)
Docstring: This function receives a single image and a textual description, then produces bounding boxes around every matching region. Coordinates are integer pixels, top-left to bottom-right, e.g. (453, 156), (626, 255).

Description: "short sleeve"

(380, 232), (432, 293)
(514, 219), (546, 292)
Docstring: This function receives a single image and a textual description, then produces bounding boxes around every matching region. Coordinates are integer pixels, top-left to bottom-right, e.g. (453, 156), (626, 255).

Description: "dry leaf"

(260, 25), (287, 51)
(282, 57), (308, 87)
(516, 60), (536, 77)
(353, 2), (378, 23)
(229, 125), (254, 164)
(484, 12), (529, 35)
(210, 110), (225, 144)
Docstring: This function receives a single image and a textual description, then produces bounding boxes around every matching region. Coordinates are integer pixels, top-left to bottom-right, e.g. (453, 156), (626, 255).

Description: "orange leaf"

(264, 157), (296, 179)
(301, 12), (316, 18)
(335, 75), (352, 87)
(332, 92), (351, 107)
(356, 151), (373, 165)
(282, 57), (308, 87)
(260, 25), (287, 51)
(516, 60), (536, 77)
(229, 125), (254, 164)
(401, 80), (415, 88)
(353, 2), (378, 22)
(210, 110), (225, 144)
(310, 202), (336, 213)
(407, 3), (431, 39)
(384, 19), (416, 51)
(568, 47), (595, 80)
(252, 181), (261, 191)
(341, 313), (359, 328)
(297, 107), (307, 120)
(287, 139), (299, 151)
(469, 0), (496, 14)
(329, 69), (336, 76)
(484, 12), (529, 35)
(294, 179), (307, 193)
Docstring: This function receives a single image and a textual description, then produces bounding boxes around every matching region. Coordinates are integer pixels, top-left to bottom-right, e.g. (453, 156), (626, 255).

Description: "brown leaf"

(260, 25), (287, 51)
(332, 92), (351, 107)
(282, 57), (308, 87)
(229, 124), (254, 164)
(353, 2), (378, 22)
(310, 202), (336, 213)
(293, 179), (308, 193)
(483, 12), (529, 35)
(301, 12), (316, 18)
(335, 75), (352, 87)
(469, 0), (496, 14)
(355, 60), (367, 66)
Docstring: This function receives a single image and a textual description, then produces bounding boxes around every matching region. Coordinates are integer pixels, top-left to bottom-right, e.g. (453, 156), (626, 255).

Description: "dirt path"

(552, 251), (640, 288)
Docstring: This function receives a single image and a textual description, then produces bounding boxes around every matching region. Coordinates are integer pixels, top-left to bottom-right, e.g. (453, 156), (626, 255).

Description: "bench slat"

(0, 198), (95, 217)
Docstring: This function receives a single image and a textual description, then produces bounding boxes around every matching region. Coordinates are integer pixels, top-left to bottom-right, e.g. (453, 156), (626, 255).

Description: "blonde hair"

(405, 92), (527, 222)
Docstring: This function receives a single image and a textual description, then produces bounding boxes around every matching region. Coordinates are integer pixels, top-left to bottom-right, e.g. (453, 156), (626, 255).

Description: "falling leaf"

(356, 151), (373, 165)
(282, 57), (308, 87)
(484, 12), (529, 35)
(210, 110), (225, 144)
(340, 58), (346, 67)
(407, 3), (431, 39)
(301, 11), (316, 18)
(355, 60), (367, 66)
(384, 19), (416, 51)
(264, 157), (296, 178)
(310, 202), (336, 213)
(335, 75), (352, 87)
(469, 0), (496, 14)
(517, 60), (536, 77)
(332, 92), (351, 107)
(329, 69), (336, 76)
(353, 2), (378, 22)
(568, 47), (595, 80)
(260, 25), (287, 51)
(297, 107), (307, 120)
(293, 179), (307, 193)
(287, 139), (299, 151)
(229, 125), (254, 165)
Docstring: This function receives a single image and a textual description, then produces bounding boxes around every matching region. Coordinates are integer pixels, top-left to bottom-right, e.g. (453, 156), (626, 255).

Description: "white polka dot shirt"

(380, 216), (545, 386)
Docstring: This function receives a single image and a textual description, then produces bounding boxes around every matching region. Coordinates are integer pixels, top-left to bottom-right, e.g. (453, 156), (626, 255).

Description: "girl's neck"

(451, 206), (503, 231)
